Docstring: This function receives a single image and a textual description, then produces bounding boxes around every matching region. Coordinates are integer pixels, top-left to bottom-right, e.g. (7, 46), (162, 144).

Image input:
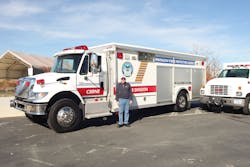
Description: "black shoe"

(117, 124), (123, 128)
(124, 124), (131, 127)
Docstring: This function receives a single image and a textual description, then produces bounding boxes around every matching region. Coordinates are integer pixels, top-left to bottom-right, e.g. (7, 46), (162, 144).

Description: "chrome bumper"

(10, 99), (47, 115)
(200, 96), (245, 107)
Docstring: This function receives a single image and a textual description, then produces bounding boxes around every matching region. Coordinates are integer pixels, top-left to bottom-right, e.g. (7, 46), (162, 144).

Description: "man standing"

(116, 77), (132, 128)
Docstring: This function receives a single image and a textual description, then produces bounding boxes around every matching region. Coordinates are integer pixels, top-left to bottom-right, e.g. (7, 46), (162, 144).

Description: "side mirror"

(89, 53), (101, 74)
(90, 53), (98, 73)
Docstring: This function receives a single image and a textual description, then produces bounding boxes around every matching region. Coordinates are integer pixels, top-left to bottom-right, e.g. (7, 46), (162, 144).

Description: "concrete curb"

(0, 97), (25, 118)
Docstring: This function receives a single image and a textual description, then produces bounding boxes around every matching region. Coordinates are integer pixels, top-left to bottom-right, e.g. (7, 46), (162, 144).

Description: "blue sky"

(0, 0), (250, 63)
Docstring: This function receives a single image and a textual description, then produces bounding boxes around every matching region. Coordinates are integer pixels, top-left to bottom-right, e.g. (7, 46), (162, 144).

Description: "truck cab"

(200, 63), (250, 114)
(10, 45), (109, 132)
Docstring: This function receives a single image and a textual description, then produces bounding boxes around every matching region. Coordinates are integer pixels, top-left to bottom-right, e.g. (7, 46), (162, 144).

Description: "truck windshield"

(52, 54), (82, 73)
(218, 69), (249, 78)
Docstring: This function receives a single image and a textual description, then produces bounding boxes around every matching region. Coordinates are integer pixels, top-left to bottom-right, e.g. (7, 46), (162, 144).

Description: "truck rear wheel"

(174, 91), (188, 112)
(243, 96), (250, 115)
(48, 98), (82, 133)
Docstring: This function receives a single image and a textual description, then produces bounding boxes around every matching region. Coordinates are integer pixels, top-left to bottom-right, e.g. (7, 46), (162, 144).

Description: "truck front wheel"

(243, 96), (250, 115)
(48, 99), (82, 133)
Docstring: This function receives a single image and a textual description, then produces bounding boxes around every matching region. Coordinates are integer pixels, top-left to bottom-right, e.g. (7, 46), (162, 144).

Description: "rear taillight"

(16, 80), (19, 86)
(37, 79), (45, 85)
(188, 86), (192, 91)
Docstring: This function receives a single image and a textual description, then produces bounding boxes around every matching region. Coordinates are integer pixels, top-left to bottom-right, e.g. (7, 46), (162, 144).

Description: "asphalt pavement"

(1, 98), (250, 167)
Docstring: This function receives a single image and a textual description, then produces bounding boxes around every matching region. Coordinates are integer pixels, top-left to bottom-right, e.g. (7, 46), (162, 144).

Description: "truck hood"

(31, 72), (74, 84)
(207, 77), (249, 86)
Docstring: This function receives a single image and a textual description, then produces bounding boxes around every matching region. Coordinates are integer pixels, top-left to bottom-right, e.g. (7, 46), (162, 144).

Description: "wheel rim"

(57, 106), (75, 128)
(248, 101), (250, 111)
(178, 96), (186, 108)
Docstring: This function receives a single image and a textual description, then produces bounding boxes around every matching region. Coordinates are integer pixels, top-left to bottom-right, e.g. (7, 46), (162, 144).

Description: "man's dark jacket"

(115, 82), (132, 101)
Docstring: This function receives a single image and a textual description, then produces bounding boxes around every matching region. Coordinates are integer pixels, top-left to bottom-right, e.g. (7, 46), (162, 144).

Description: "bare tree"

(192, 44), (222, 81)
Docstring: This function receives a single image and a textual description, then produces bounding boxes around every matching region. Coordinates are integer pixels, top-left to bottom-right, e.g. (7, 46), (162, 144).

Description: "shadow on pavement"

(80, 104), (176, 129)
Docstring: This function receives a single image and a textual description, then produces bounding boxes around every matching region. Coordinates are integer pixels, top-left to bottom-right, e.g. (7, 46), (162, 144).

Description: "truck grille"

(15, 78), (35, 99)
(210, 85), (228, 95)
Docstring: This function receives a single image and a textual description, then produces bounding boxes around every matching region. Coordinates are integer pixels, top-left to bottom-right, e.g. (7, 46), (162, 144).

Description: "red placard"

(77, 88), (104, 96)
(114, 85), (156, 94)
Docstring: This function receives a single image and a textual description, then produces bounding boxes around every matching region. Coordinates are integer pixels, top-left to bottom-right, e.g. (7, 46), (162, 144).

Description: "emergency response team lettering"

(155, 56), (195, 65)
(131, 86), (156, 93)
(77, 88), (104, 96)
(113, 86), (156, 95)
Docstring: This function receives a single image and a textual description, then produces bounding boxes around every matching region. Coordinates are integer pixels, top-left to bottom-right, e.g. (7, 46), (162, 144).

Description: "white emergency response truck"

(10, 43), (206, 132)
(200, 62), (250, 113)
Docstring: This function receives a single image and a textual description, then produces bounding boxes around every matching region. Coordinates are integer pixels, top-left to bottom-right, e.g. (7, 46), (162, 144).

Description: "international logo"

(122, 62), (133, 77)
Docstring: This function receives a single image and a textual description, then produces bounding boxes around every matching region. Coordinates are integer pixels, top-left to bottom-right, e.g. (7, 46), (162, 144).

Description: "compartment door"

(157, 66), (173, 103)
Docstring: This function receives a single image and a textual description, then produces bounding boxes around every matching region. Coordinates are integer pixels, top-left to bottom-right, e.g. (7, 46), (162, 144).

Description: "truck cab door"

(77, 53), (107, 97)
(77, 53), (112, 118)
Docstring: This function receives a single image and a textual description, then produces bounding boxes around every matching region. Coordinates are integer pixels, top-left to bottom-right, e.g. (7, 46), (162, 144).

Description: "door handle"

(100, 82), (104, 89)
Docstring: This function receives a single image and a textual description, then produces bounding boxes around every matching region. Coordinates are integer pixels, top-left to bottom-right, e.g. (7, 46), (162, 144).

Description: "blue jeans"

(118, 98), (130, 125)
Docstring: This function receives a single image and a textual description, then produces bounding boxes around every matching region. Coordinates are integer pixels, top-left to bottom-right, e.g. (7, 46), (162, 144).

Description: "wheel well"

(246, 93), (250, 98)
(47, 91), (81, 111)
(177, 89), (188, 96)
(176, 89), (190, 101)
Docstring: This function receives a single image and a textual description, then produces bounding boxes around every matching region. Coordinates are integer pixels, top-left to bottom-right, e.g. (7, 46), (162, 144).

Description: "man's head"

(121, 77), (126, 83)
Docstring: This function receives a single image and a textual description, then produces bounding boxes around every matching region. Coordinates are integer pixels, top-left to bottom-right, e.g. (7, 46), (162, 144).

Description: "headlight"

(28, 92), (48, 100)
(35, 92), (48, 99)
(200, 90), (205, 95)
(236, 91), (242, 96)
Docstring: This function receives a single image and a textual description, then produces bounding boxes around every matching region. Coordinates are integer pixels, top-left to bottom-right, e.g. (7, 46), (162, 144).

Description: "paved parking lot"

(1, 97), (250, 167)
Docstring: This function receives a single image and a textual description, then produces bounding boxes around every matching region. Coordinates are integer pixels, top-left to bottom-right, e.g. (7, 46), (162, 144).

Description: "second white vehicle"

(200, 62), (250, 113)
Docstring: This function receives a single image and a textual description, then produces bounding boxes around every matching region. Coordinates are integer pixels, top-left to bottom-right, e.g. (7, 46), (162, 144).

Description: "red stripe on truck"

(77, 88), (104, 96)
(114, 85), (156, 94)
(132, 86), (156, 93)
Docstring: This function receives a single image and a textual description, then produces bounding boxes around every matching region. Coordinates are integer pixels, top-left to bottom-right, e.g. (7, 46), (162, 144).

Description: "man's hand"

(129, 100), (133, 105)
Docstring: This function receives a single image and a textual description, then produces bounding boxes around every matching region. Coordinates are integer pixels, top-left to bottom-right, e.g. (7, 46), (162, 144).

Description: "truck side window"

(139, 52), (155, 62)
(80, 55), (88, 75)
(97, 55), (102, 72)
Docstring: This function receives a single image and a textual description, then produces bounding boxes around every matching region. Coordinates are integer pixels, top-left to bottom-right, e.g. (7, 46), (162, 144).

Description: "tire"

(25, 113), (47, 123)
(199, 103), (208, 110)
(208, 105), (222, 113)
(174, 91), (188, 112)
(48, 98), (82, 133)
(243, 96), (250, 115)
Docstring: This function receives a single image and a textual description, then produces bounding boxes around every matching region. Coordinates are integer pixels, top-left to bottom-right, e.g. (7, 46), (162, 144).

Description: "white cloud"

(0, 0), (44, 17)
(0, 1), (228, 49)
(60, 1), (126, 14)
(0, 0), (248, 63)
